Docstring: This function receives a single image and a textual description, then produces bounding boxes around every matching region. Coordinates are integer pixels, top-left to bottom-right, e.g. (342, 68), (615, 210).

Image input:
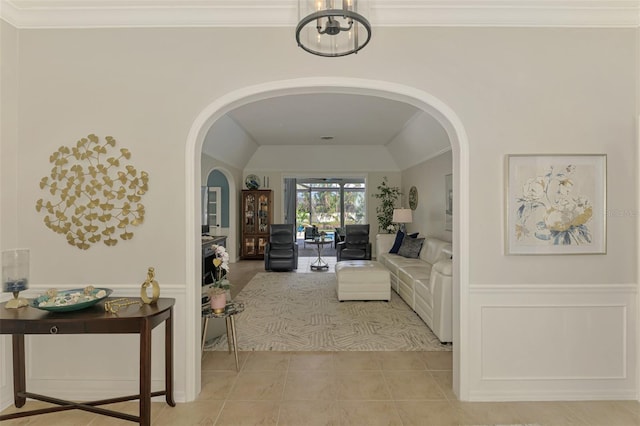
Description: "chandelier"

(296, 0), (372, 57)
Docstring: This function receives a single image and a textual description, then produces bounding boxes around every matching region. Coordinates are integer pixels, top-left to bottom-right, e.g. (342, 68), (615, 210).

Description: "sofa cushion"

(381, 255), (420, 276)
(420, 238), (452, 264)
(398, 237), (424, 258)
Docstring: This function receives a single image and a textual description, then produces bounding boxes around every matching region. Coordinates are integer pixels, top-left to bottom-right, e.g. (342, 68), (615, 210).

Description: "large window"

(296, 179), (366, 233)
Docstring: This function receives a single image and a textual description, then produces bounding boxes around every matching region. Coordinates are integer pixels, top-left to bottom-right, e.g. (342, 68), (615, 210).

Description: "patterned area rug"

(206, 272), (451, 352)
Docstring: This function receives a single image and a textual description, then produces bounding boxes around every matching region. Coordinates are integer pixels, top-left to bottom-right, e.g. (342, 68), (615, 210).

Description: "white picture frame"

(506, 154), (606, 255)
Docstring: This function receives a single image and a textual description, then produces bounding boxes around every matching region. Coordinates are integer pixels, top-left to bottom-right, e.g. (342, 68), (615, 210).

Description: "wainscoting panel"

(468, 284), (637, 401)
(0, 285), (188, 411)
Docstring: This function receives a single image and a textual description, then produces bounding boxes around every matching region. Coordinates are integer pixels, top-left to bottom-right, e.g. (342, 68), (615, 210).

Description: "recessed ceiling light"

(320, 136), (334, 141)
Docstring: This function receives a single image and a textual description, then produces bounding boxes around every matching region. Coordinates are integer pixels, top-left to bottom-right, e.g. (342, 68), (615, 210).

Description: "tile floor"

(3, 258), (640, 425)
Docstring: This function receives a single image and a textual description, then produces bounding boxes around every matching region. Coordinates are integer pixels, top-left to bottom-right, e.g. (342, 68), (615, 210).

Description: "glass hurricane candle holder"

(2, 249), (30, 309)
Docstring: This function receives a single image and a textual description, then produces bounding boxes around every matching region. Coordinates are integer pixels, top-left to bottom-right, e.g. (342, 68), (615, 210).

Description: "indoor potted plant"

(208, 244), (231, 313)
(371, 176), (402, 233)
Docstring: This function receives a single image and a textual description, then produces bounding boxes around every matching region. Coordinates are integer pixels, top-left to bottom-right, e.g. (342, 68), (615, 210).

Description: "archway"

(185, 78), (470, 401)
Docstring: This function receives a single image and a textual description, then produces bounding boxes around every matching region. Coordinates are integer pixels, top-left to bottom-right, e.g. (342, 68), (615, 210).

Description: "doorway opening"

(186, 78), (470, 402)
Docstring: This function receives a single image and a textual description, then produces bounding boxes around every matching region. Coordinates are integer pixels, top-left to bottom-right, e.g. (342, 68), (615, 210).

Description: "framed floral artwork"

(506, 154), (606, 255)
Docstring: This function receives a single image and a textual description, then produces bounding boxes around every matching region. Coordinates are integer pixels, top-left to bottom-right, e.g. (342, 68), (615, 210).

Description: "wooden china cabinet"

(241, 189), (272, 259)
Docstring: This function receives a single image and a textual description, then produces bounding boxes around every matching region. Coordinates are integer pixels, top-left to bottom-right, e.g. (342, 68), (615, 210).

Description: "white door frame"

(185, 77), (470, 400)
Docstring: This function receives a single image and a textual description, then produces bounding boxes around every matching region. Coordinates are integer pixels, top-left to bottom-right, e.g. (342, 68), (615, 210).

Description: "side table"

(305, 239), (332, 271)
(201, 301), (245, 371)
(0, 298), (175, 426)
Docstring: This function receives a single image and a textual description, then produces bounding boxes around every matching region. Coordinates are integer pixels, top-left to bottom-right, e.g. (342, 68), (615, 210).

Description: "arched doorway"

(185, 78), (470, 401)
(202, 166), (238, 263)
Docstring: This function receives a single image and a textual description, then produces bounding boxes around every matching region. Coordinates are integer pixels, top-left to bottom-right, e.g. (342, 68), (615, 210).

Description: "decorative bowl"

(30, 287), (113, 312)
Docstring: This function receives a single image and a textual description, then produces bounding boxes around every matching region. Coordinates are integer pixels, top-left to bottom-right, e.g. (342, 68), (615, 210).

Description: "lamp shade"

(392, 208), (413, 224)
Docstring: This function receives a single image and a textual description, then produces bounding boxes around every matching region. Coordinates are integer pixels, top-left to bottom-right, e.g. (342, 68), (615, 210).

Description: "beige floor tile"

(0, 401), (50, 425)
(429, 370), (457, 401)
(395, 400), (461, 426)
(423, 350), (453, 370)
(198, 371), (239, 400)
(563, 400), (640, 426)
(334, 401), (402, 426)
(615, 400), (640, 417)
(384, 370), (447, 400)
(288, 351), (335, 371)
(202, 350), (249, 371)
(214, 400), (279, 426)
(227, 371), (287, 400)
(278, 400), (338, 426)
(152, 400), (222, 426)
(510, 401), (589, 425)
(452, 401), (526, 425)
(332, 351), (381, 371)
(283, 370), (337, 401)
(13, 409), (96, 426)
(334, 371), (392, 400)
(88, 401), (165, 426)
(378, 351), (427, 370)
(242, 351), (291, 371)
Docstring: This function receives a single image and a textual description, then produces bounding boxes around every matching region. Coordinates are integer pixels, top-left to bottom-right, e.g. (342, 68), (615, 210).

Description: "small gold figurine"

(140, 267), (160, 304)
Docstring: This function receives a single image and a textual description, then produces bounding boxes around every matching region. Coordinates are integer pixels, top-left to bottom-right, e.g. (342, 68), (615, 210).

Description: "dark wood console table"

(0, 297), (175, 425)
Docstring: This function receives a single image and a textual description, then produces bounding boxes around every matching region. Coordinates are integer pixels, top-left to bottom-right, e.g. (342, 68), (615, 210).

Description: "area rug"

(206, 272), (451, 352)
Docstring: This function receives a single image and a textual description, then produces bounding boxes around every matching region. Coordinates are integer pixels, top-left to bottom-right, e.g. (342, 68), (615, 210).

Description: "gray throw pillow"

(398, 237), (424, 258)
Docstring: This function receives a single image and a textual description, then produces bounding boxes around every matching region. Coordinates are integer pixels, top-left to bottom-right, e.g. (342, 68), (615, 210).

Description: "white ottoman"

(335, 260), (391, 301)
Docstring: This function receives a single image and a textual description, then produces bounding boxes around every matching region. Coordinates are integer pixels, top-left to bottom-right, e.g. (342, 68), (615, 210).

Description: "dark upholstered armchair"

(337, 224), (372, 261)
(265, 224), (298, 271)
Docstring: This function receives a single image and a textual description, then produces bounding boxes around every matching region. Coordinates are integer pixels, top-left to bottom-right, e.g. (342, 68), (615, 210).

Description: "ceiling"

(1, 1), (637, 29)
(227, 94), (421, 147)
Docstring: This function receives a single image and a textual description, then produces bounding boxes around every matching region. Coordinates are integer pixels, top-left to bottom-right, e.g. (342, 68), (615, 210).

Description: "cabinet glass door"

(258, 193), (269, 233)
(244, 237), (256, 256)
(244, 193), (256, 233)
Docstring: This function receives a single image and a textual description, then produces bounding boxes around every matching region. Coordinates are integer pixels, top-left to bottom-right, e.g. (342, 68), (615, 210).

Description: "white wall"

(0, 25), (637, 405)
(402, 150), (453, 242)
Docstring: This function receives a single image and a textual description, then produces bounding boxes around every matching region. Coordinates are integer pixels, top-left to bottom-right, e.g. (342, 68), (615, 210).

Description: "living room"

(1, 0), (638, 414)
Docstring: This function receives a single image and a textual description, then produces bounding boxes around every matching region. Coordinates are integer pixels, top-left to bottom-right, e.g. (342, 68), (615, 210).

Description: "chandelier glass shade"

(296, 0), (371, 57)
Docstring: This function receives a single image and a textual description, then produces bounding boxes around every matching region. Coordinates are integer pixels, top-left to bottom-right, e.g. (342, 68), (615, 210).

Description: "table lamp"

(2, 249), (29, 309)
(392, 208), (413, 233)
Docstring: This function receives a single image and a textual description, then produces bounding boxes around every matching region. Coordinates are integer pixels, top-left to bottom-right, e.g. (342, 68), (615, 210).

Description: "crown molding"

(1, 0), (638, 29)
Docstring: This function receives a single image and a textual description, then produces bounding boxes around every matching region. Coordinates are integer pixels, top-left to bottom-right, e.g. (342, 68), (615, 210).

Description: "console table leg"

(165, 309), (175, 406)
(12, 335), (26, 407)
(140, 319), (152, 426)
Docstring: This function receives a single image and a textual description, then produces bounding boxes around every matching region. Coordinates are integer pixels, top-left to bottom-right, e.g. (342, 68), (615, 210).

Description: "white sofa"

(376, 233), (453, 343)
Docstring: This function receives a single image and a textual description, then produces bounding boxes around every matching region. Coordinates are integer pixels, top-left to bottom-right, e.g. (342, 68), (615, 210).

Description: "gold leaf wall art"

(35, 134), (149, 250)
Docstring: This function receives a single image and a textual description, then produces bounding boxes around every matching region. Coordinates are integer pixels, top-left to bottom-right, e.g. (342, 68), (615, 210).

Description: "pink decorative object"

(210, 291), (226, 314)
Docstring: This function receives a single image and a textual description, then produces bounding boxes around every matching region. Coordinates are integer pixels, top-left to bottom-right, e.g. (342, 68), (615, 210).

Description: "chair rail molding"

(1, 0), (638, 29)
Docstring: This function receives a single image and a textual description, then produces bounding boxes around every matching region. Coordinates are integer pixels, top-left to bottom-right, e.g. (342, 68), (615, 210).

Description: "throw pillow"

(389, 232), (419, 254)
(398, 237), (425, 258)
(389, 230), (405, 253)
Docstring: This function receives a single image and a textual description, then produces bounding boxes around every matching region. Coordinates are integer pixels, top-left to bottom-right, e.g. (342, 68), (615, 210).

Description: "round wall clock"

(245, 174), (261, 190)
(409, 186), (418, 210)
